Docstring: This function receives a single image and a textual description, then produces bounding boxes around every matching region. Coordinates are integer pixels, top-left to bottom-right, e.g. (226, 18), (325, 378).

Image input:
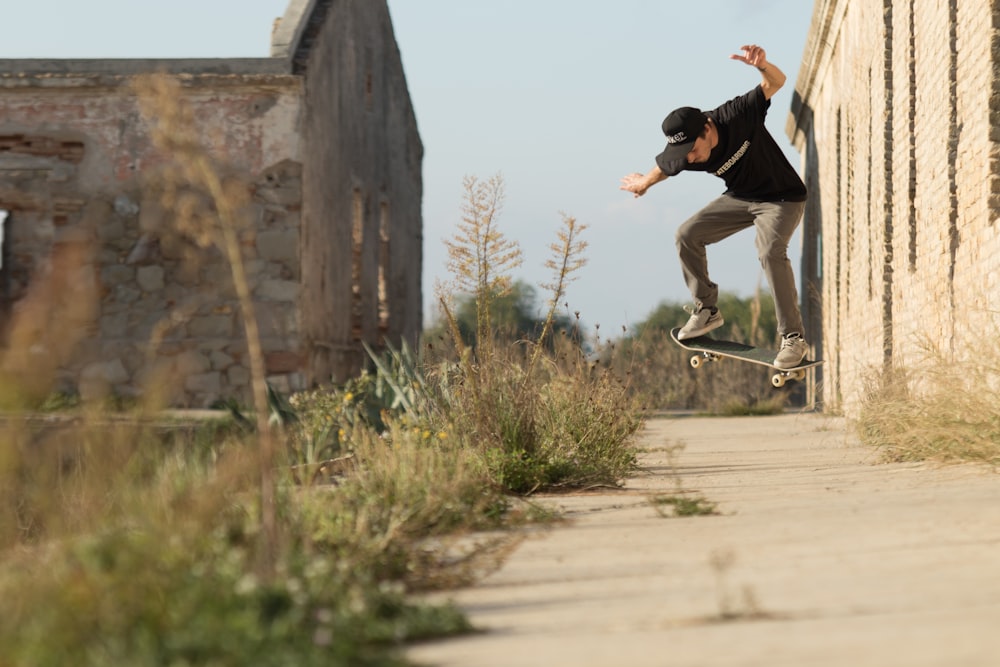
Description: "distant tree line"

(424, 286), (799, 414)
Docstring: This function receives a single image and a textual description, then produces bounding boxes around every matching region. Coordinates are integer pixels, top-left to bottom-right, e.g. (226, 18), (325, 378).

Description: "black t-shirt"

(655, 86), (807, 202)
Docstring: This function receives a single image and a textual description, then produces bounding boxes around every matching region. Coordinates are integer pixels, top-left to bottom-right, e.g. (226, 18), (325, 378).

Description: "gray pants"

(675, 195), (806, 337)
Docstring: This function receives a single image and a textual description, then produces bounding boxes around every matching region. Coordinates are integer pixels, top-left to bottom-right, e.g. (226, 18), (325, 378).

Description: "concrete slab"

(407, 413), (1000, 667)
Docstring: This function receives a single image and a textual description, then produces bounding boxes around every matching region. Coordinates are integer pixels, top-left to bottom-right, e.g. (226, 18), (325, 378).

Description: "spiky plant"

(525, 213), (588, 383)
(441, 173), (522, 366)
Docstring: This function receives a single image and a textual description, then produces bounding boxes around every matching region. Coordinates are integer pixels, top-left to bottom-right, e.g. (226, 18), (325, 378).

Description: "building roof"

(0, 0), (335, 80)
(269, 0), (335, 74)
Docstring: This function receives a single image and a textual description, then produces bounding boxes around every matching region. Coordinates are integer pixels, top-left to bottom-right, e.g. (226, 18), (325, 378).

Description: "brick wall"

(788, 0), (1000, 415)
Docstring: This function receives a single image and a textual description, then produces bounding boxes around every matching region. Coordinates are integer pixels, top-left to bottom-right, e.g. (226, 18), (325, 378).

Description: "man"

(620, 44), (809, 370)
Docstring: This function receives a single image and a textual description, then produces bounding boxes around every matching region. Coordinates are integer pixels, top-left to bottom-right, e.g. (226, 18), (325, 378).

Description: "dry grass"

(857, 335), (1000, 466)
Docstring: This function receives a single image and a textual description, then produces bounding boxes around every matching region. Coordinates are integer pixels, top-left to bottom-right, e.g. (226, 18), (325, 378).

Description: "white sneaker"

(677, 306), (723, 340)
(774, 333), (808, 369)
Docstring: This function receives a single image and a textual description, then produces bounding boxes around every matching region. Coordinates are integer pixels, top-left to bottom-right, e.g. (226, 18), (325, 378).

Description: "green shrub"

(0, 513), (468, 667)
(426, 174), (643, 494)
(0, 414), (486, 666)
(300, 418), (512, 589)
(534, 371), (640, 487)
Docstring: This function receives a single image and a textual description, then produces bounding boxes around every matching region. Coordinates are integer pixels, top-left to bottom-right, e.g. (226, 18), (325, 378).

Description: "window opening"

(351, 190), (364, 342)
(377, 202), (390, 339)
(0, 209), (7, 270)
(0, 209), (9, 327)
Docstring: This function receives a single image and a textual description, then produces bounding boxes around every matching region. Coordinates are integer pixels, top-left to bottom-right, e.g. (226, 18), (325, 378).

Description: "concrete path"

(406, 413), (1000, 667)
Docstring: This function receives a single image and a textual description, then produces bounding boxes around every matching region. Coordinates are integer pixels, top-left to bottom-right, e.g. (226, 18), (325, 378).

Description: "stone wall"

(787, 0), (1000, 415)
(0, 68), (304, 406)
(0, 0), (423, 407)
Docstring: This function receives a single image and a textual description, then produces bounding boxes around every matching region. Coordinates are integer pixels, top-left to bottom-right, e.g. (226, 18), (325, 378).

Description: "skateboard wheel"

(792, 369), (806, 381)
(690, 355), (702, 369)
(771, 374), (786, 388)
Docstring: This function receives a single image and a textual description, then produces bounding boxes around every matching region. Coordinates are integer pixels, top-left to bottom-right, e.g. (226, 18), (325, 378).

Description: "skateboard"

(670, 327), (823, 388)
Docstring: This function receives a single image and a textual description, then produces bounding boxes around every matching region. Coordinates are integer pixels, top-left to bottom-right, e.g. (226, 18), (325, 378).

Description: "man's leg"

(751, 200), (806, 337)
(675, 195), (754, 309)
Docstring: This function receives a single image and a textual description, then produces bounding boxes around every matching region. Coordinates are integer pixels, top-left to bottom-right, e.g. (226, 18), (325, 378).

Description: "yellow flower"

(436, 431), (448, 440)
(422, 430), (431, 440)
(343, 392), (354, 403)
(338, 429), (346, 439)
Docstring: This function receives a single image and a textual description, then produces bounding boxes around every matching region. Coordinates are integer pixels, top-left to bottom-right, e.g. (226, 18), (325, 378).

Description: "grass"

(0, 78), (504, 665)
(0, 415), (482, 666)
(0, 86), (649, 664)
(715, 395), (788, 417)
(298, 418), (517, 591)
(857, 335), (1000, 466)
(0, 357), (518, 666)
(648, 493), (719, 518)
(429, 174), (643, 494)
(133, 73), (281, 575)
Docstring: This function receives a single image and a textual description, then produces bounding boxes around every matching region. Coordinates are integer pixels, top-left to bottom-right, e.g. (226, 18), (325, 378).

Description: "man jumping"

(620, 44), (809, 370)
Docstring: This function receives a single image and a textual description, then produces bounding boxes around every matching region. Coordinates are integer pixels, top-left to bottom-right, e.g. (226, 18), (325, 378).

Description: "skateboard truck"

(686, 350), (805, 387)
(688, 351), (719, 368)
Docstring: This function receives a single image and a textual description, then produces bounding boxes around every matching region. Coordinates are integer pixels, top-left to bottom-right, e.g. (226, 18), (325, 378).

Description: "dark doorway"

(0, 209), (7, 271)
(0, 209), (8, 342)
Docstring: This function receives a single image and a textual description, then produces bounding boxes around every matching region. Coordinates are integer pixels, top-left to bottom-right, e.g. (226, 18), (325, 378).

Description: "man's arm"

(620, 166), (668, 197)
(730, 44), (786, 100)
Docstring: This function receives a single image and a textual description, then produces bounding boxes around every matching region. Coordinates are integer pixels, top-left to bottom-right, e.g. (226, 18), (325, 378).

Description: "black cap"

(657, 107), (708, 163)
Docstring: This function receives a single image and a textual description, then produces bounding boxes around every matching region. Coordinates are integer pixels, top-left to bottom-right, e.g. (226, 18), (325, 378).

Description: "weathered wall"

(297, 0), (423, 384)
(0, 67), (305, 406)
(0, 0), (424, 406)
(788, 0), (1000, 415)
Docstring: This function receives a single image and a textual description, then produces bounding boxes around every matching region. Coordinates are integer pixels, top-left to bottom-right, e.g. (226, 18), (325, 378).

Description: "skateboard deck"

(670, 327), (823, 388)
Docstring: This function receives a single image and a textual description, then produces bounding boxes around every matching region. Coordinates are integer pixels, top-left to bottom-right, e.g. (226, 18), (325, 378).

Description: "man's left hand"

(731, 44), (767, 69)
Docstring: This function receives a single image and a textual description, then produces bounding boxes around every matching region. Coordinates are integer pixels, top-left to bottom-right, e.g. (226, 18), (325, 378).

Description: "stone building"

(787, 0), (1000, 415)
(0, 0), (423, 407)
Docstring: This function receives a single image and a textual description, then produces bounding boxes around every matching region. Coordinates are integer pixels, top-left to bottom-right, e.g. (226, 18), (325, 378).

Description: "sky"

(0, 0), (816, 336)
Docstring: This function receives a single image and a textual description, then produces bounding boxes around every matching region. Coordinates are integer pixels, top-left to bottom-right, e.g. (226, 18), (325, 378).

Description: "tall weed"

(431, 174), (642, 493)
(134, 73), (280, 574)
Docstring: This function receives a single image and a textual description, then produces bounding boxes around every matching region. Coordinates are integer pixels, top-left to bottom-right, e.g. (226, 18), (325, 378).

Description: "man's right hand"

(620, 172), (649, 197)
(620, 167), (667, 198)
